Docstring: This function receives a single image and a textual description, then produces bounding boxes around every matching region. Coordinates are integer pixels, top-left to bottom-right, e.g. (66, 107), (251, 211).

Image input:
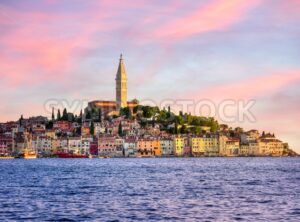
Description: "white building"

(160, 139), (174, 156)
(123, 139), (137, 157)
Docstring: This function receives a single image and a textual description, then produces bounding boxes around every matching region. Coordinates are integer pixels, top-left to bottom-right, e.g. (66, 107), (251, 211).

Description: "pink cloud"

(152, 0), (262, 42)
(185, 70), (300, 101)
(0, 4), (120, 88)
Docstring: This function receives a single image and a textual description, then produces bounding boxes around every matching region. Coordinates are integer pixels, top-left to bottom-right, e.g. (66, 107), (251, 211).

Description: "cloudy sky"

(0, 0), (299, 152)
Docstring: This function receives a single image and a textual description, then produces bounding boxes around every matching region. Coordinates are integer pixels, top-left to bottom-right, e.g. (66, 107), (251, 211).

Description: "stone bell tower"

(116, 54), (127, 111)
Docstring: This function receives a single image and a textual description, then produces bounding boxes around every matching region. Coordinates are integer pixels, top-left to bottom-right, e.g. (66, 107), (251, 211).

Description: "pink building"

(53, 121), (73, 131)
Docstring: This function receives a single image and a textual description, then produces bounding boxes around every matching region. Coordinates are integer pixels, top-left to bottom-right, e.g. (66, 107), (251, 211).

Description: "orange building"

(137, 139), (161, 157)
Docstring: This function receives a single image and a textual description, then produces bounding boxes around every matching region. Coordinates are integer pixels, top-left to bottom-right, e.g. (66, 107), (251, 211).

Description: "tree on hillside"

(69, 113), (75, 122)
(120, 107), (132, 119)
(46, 121), (53, 130)
(166, 106), (171, 119)
(157, 109), (168, 122)
(195, 126), (202, 135)
(187, 114), (193, 125)
(118, 122), (123, 136)
(77, 110), (83, 124)
(51, 107), (55, 121)
(174, 121), (178, 134)
(86, 110), (91, 120)
(19, 115), (24, 126)
(98, 108), (102, 123)
(142, 106), (155, 118)
(180, 124), (186, 134)
(57, 109), (61, 121)
(62, 108), (68, 121)
(210, 120), (219, 133)
(175, 115), (184, 125)
(133, 105), (141, 114)
(90, 121), (95, 136)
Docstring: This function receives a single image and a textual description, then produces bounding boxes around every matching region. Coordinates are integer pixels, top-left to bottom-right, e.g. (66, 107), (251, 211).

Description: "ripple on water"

(0, 158), (299, 221)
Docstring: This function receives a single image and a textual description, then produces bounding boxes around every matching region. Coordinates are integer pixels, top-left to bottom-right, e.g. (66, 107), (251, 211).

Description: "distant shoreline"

(1, 155), (298, 160)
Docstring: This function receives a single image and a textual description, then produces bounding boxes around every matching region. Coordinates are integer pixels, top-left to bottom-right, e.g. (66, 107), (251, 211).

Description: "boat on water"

(0, 156), (15, 160)
(20, 150), (37, 159)
(55, 152), (88, 158)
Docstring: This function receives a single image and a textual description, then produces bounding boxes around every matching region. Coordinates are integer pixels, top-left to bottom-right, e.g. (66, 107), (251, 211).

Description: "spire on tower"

(116, 53), (127, 111)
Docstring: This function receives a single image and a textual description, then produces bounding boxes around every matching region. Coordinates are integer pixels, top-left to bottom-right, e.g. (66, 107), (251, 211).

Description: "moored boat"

(55, 152), (88, 158)
(0, 156), (15, 159)
(21, 150), (37, 159)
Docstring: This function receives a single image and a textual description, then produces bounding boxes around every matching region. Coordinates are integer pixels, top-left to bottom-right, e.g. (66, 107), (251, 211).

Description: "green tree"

(157, 110), (168, 122)
(175, 115), (184, 125)
(174, 120), (178, 134)
(166, 106), (171, 119)
(57, 109), (61, 120)
(69, 113), (75, 122)
(77, 110), (83, 124)
(142, 106), (155, 118)
(90, 121), (95, 136)
(187, 114), (193, 125)
(62, 108), (68, 121)
(19, 115), (24, 126)
(98, 108), (102, 123)
(86, 110), (91, 120)
(180, 124), (186, 134)
(120, 107), (132, 119)
(195, 126), (202, 135)
(133, 105), (141, 114)
(46, 121), (53, 129)
(209, 118), (219, 133)
(128, 108), (132, 119)
(118, 122), (123, 136)
(51, 107), (55, 121)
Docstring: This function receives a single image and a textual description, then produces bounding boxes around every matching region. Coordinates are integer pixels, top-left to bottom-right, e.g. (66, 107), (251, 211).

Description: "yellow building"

(173, 136), (184, 156)
(45, 130), (56, 139)
(219, 136), (240, 156)
(51, 139), (60, 153)
(258, 138), (284, 156)
(240, 144), (250, 156)
(190, 137), (205, 156)
(190, 135), (219, 157)
(137, 139), (161, 157)
(225, 138), (240, 156)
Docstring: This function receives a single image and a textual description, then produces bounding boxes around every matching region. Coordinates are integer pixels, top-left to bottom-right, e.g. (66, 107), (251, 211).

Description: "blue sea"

(0, 158), (299, 221)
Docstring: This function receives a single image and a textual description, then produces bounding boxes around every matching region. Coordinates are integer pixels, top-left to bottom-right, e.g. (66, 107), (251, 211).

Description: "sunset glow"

(0, 0), (300, 151)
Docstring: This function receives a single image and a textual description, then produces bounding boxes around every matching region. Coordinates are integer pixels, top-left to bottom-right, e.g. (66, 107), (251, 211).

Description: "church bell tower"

(116, 54), (127, 111)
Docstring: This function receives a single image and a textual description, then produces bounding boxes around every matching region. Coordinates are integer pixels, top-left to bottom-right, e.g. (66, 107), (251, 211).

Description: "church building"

(86, 54), (138, 117)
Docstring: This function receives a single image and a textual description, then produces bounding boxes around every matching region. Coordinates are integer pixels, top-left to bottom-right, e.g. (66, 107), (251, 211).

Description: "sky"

(0, 0), (300, 152)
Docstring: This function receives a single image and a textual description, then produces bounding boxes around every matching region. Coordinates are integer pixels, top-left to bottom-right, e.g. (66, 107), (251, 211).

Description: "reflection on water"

(0, 158), (299, 221)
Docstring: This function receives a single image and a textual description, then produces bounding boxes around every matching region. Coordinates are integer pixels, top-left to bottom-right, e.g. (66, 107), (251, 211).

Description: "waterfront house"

(160, 138), (174, 156)
(173, 136), (184, 156)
